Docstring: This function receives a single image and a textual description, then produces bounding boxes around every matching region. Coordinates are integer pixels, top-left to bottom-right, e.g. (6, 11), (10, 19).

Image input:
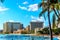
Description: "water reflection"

(0, 35), (58, 40)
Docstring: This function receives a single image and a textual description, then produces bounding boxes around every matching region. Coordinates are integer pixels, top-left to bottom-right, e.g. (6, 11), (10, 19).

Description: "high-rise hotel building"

(3, 22), (23, 33)
(30, 21), (43, 30)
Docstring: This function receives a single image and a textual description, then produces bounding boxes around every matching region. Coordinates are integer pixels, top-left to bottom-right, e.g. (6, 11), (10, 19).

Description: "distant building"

(25, 25), (30, 31)
(3, 22), (23, 33)
(0, 30), (3, 33)
(58, 23), (60, 28)
(13, 29), (27, 34)
(30, 21), (43, 30)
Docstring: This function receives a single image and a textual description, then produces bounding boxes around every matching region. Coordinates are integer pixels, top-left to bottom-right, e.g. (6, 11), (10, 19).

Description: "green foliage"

(37, 28), (60, 35)
(42, 28), (49, 34)
(50, 0), (58, 4)
(21, 31), (27, 34)
(30, 30), (34, 34)
(52, 28), (60, 35)
(37, 30), (43, 34)
(57, 28), (60, 33)
(37, 28), (49, 34)
(52, 14), (56, 29)
(4, 32), (9, 34)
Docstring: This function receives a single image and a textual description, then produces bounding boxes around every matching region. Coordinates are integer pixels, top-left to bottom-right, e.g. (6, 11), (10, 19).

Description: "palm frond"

(53, 8), (59, 18)
(43, 13), (46, 20)
(39, 7), (52, 20)
(38, 3), (43, 8)
(57, 10), (60, 16)
(55, 4), (60, 10)
(39, 8), (47, 17)
(55, 4), (59, 10)
(55, 4), (60, 15)
(38, 2), (47, 8)
(57, 14), (60, 24)
(52, 14), (56, 29)
(0, 0), (4, 3)
(57, 16), (60, 28)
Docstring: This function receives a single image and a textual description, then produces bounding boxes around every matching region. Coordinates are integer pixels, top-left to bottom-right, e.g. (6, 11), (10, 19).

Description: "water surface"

(0, 34), (58, 40)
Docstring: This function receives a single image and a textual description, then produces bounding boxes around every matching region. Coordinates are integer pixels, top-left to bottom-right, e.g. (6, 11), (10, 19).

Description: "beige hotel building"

(3, 22), (23, 33)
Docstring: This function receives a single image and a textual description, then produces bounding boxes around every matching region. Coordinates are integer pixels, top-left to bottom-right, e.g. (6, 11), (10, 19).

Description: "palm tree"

(0, 0), (4, 6)
(0, 0), (4, 3)
(47, 0), (53, 40)
(38, 0), (60, 40)
(38, 0), (60, 18)
(56, 14), (60, 28)
(52, 14), (56, 29)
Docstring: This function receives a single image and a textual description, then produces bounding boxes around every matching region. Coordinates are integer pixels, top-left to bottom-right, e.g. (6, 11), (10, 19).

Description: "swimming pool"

(0, 34), (59, 40)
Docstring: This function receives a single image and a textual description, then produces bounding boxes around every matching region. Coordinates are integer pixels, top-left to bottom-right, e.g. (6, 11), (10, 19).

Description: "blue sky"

(0, 0), (49, 29)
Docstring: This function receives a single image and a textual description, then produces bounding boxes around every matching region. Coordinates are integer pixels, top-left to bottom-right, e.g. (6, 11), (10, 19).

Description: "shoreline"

(0, 34), (60, 40)
(0, 34), (60, 37)
(0, 34), (60, 39)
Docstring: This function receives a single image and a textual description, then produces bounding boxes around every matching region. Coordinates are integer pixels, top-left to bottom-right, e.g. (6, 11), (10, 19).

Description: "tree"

(38, 0), (60, 40)
(43, 28), (49, 34)
(50, 0), (58, 4)
(37, 30), (43, 34)
(57, 28), (60, 33)
(57, 14), (60, 27)
(4, 32), (9, 34)
(37, 27), (49, 34)
(52, 14), (57, 29)
(52, 28), (59, 35)
(21, 31), (27, 34)
(0, 0), (4, 3)
(30, 30), (34, 34)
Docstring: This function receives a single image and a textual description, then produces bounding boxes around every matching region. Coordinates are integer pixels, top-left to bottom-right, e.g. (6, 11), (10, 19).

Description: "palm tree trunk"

(47, 0), (53, 40)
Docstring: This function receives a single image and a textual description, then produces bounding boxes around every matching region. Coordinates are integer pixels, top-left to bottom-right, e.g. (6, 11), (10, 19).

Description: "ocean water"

(0, 34), (59, 40)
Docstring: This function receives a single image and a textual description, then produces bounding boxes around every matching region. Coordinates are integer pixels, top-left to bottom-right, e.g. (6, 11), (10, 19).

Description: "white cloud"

(31, 15), (36, 19)
(4, 20), (20, 22)
(31, 20), (37, 22)
(4, 20), (14, 22)
(31, 16), (44, 22)
(9, 20), (21, 22)
(28, 4), (38, 11)
(8, 20), (14, 22)
(31, 16), (46, 27)
(18, 4), (38, 11)
(3, 20), (14, 23)
(23, 1), (28, 4)
(0, 6), (9, 12)
(19, 5), (27, 10)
